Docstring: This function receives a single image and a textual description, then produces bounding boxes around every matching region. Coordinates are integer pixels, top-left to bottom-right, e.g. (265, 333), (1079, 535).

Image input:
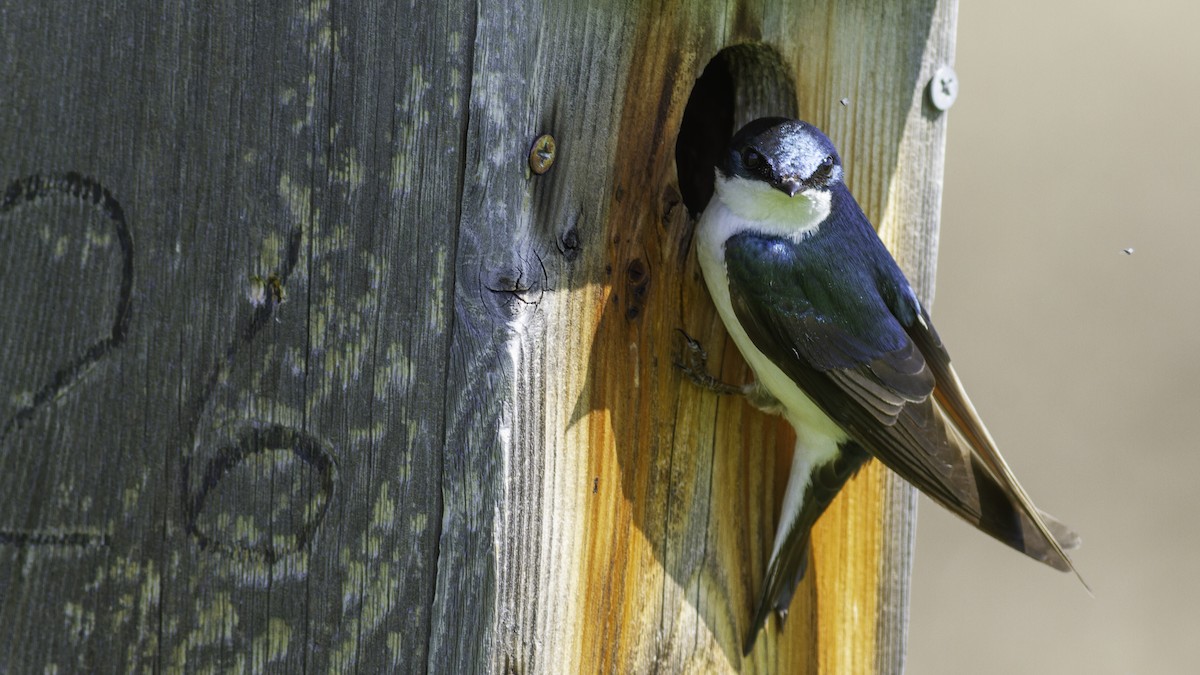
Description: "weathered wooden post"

(0, 1), (955, 672)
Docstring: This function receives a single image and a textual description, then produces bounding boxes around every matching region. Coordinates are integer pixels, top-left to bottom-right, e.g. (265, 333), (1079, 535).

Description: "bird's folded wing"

(723, 233), (1080, 573)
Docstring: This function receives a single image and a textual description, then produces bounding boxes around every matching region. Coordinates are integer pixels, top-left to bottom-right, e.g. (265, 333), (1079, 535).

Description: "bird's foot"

(675, 330), (785, 413)
(674, 330), (744, 396)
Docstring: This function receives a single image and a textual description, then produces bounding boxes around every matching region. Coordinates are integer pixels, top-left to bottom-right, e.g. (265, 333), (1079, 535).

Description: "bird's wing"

(904, 306), (1084, 564)
(723, 230), (1080, 576)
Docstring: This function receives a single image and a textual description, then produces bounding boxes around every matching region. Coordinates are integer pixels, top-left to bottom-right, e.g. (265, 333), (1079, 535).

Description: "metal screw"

(928, 65), (958, 111)
(529, 134), (557, 175)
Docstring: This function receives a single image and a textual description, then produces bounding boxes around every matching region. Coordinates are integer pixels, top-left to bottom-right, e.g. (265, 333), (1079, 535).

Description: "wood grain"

(0, 0), (955, 671)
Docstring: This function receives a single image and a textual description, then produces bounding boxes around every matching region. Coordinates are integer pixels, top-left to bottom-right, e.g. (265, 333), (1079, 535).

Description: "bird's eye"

(742, 149), (763, 169)
(821, 155), (834, 167)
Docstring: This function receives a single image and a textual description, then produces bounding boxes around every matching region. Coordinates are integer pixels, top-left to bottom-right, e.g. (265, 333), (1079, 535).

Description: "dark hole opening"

(674, 44), (799, 219)
(675, 58), (735, 219)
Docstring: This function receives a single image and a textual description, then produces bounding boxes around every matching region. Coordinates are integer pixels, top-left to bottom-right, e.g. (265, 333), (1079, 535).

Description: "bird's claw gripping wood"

(674, 329), (744, 396)
(675, 329), (785, 414)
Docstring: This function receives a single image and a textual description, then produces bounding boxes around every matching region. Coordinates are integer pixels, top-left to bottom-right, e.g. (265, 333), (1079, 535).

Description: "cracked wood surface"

(0, 1), (954, 672)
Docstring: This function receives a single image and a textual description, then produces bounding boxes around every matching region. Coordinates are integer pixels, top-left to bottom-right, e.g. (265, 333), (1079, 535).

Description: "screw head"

(928, 65), (958, 111)
(529, 134), (557, 175)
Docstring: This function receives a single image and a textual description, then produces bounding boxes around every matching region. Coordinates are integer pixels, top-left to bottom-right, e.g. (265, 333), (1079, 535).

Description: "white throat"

(710, 173), (832, 241)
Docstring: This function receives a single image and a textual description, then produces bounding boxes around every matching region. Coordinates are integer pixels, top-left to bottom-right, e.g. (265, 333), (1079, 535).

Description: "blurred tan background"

(907, 1), (1200, 672)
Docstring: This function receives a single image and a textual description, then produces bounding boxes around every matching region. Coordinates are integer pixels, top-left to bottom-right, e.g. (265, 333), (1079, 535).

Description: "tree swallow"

(690, 117), (1082, 654)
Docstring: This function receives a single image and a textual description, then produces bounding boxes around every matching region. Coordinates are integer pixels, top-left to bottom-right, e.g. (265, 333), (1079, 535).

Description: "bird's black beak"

(773, 178), (804, 197)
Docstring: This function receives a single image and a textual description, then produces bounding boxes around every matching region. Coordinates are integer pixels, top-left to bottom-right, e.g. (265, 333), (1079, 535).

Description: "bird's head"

(714, 118), (844, 224)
